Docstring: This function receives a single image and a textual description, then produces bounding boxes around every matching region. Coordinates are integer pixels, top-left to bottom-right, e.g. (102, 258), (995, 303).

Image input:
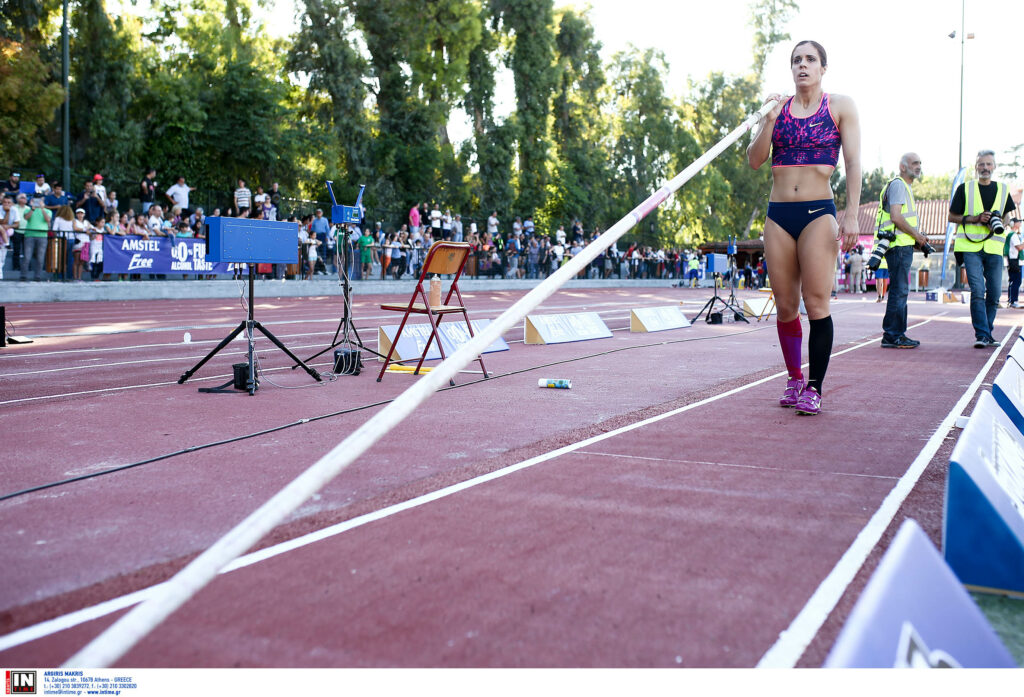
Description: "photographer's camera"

(867, 230), (896, 271)
(987, 211), (1004, 235)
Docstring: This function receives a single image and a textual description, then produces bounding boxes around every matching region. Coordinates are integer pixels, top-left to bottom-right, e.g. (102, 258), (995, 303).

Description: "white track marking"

(577, 451), (899, 481)
(0, 315), (942, 654)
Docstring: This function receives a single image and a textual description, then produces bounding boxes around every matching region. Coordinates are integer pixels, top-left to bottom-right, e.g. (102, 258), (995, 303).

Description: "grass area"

(974, 592), (1024, 665)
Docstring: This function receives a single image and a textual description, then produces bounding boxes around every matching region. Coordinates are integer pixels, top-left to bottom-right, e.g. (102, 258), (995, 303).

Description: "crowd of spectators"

(0, 168), (289, 281)
(2, 170), (767, 286)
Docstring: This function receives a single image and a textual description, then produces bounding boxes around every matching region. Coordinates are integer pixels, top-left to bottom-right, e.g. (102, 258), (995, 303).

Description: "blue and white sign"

(103, 236), (235, 275)
(378, 318), (509, 362)
(945, 391), (1024, 596)
(992, 358), (1024, 436)
(825, 519), (1015, 668)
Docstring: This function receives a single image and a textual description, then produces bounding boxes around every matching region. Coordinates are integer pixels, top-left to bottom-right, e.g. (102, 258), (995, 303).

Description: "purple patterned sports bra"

(771, 93), (841, 168)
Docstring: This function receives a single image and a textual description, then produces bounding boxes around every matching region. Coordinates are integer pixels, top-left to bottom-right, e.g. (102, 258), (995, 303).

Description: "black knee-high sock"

(806, 316), (833, 395)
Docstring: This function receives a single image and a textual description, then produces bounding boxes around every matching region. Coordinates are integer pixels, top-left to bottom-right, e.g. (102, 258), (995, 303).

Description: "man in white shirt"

(487, 211), (499, 235)
(430, 204), (442, 235)
(147, 204), (173, 238)
(165, 175), (196, 215)
(32, 173), (51, 201)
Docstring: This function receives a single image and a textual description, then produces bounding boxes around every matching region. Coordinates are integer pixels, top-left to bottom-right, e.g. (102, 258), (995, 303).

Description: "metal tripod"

(179, 265), (322, 394)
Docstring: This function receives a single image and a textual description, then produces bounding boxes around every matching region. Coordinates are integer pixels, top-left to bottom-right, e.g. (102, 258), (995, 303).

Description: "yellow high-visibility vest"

(877, 177), (917, 248)
(953, 179), (1010, 254)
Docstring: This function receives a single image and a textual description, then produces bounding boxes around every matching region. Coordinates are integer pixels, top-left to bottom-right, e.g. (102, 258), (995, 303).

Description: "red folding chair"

(377, 241), (490, 384)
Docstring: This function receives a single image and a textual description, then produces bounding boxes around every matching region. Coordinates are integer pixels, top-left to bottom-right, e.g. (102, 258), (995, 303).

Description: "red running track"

(0, 287), (1017, 666)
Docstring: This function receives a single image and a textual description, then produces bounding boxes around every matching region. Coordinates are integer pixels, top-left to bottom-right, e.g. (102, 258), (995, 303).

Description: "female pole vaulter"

(747, 40), (861, 415)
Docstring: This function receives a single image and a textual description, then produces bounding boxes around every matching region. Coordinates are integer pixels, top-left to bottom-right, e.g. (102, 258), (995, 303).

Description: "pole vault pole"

(64, 99), (778, 669)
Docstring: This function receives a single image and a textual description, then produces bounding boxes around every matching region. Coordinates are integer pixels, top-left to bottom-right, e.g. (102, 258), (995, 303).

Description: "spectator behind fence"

(129, 212), (150, 239)
(310, 209), (330, 275)
(89, 219), (105, 280)
(358, 225), (375, 279)
(92, 174), (107, 203)
(430, 202), (442, 237)
(234, 179), (252, 217)
(32, 173), (51, 201)
(76, 181), (105, 224)
(103, 209), (124, 236)
(44, 181), (69, 213)
(140, 168), (157, 213)
(165, 175), (195, 216)
(104, 189), (119, 215)
(0, 197), (17, 278)
(1, 171), (21, 200)
(12, 193), (30, 273)
(23, 197), (53, 282)
(190, 207), (206, 232)
(51, 205), (75, 279)
(72, 208), (93, 281)
(452, 214), (463, 242)
(269, 182), (282, 212)
(253, 185), (268, 216)
(408, 202), (421, 236)
(147, 204), (173, 239)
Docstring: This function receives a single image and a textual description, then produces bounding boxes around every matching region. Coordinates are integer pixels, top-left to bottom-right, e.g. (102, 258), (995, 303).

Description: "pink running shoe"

(779, 378), (804, 408)
(794, 386), (821, 415)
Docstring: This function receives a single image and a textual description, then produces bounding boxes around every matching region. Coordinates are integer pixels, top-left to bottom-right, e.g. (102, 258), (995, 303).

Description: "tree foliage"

(749, 0), (797, 79)
(0, 37), (64, 164)
(6, 0), (900, 249)
(490, 0), (556, 214)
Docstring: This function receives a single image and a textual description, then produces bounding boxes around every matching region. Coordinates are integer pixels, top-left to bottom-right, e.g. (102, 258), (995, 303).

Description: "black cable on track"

(0, 321), (780, 503)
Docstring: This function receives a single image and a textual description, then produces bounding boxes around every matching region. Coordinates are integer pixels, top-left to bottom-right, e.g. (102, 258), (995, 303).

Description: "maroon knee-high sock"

(777, 317), (804, 381)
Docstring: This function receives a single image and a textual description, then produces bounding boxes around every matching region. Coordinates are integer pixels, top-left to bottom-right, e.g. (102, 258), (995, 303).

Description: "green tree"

(607, 47), (680, 246)
(69, 0), (145, 183)
(347, 0), (480, 213)
(913, 173), (956, 201)
(832, 166), (887, 210)
(682, 72), (769, 240)
(749, 0), (798, 79)
(0, 37), (64, 165)
(490, 0), (556, 214)
(288, 0), (372, 193)
(542, 8), (612, 230)
(1000, 143), (1023, 183)
(134, 0), (309, 201)
(464, 6), (514, 217)
(0, 0), (57, 43)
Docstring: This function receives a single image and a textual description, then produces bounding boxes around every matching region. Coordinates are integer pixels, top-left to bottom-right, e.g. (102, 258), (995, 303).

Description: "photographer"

(877, 153), (931, 348)
(949, 150), (1018, 348)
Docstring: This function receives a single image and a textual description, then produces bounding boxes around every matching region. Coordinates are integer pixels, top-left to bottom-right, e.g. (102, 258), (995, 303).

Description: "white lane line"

(0, 321), (913, 652)
(2, 299), (650, 341)
(576, 451), (899, 481)
(755, 324), (1018, 668)
(0, 313), (957, 653)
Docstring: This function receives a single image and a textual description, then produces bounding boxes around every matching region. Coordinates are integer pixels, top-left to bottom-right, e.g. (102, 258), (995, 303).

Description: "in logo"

(5, 670), (37, 695)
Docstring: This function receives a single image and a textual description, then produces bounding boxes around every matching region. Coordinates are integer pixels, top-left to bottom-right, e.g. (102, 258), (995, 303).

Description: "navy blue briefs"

(766, 199), (836, 240)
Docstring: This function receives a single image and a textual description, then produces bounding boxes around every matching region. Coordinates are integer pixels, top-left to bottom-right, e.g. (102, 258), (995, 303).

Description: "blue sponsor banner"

(103, 235), (235, 274)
